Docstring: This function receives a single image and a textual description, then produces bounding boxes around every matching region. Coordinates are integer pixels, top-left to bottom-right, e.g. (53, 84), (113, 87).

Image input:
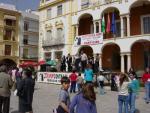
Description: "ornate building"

(39, 0), (150, 72)
(0, 3), (20, 67)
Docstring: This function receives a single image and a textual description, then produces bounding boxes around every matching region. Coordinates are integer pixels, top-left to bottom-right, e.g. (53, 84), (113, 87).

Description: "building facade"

(20, 10), (39, 64)
(39, 0), (150, 72)
(0, 3), (20, 67)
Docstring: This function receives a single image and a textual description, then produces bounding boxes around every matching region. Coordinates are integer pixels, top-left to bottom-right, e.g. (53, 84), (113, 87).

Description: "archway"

(79, 46), (93, 58)
(78, 13), (93, 35)
(101, 7), (120, 39)
(102, 43), (121, 72)
(131, 40), (150, 71)
(0, 59), (17, 68)
(130, 0), (150, 35)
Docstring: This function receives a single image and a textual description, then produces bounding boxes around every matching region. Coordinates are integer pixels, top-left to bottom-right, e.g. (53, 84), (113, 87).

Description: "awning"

(38, 60), (46, 65)
(4, 15), (16, 20)
(19, 61), (38, 67)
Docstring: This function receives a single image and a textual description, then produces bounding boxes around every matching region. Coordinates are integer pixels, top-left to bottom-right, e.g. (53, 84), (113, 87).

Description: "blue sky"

(0, 0), (40, 11)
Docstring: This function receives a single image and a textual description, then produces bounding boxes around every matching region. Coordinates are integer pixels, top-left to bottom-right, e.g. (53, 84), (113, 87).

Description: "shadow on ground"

(11, 110), (19, 113)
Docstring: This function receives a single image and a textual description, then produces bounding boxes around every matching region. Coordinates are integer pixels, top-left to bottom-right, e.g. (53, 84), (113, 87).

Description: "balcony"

(42, 37), (65, 47)
(81, 1), (90, 9)
(22, 55), (38, 60)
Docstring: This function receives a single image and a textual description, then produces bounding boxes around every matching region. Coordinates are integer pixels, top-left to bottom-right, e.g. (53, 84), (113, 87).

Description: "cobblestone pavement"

(10, 83), (150, 113)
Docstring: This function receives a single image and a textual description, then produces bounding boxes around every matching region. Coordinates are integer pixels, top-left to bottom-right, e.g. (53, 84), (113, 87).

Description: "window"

(44, 52), (51, 61)
(24, 22), (29, 31)
(23, 35), (28, 44)
(5, 19), (16, 26)
(116, 21), (121, 37)
(46, 30), (52, 41)
(5, 45), (11, 55)
(57, 28), (63, 39)
(4, 29), (12, 40)
(57, 5), (62, 16)
(23, 48), (28, 58)
(142, 16), (150, 34)
(55, 51), (62, 59)
(47, 8), (51, 19)
(96, 22), (99, 33)
(81, 0), (89, 9)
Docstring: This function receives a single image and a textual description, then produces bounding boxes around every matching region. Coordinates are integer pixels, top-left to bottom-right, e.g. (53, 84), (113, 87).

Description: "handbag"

(57, 105), (66, 113)
(17, 80), (26, 97)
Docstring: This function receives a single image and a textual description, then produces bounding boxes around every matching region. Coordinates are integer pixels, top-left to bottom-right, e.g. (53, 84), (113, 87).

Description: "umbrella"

(19, 61), (38, 67)
(38, 60), (46, 65)
(46, 60), (57, 66)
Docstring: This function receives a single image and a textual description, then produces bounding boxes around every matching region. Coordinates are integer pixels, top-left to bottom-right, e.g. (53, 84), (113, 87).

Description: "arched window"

(57, 28), (63, 40)
(46, 30), (52, 41)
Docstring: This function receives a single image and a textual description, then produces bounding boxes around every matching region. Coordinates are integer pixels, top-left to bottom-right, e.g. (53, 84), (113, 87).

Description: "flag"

(106, 13), (110, 33)
(111, 12), (116, 34)
(101, 15), (105, 33)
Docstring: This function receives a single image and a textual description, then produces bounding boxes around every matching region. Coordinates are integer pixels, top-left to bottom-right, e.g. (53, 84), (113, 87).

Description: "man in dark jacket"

(0, 65), (13, 113)
(18, 68), (35, 113)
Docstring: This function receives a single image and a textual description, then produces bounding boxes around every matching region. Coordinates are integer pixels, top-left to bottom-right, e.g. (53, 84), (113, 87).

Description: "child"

(57, 76), (70, 113)
(76, 73), (83, 92)
(69, 70), (77, 93)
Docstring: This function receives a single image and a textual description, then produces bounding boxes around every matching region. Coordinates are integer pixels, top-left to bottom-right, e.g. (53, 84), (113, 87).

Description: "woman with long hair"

(117, 73), (130, 113)
(69, 83), (97, 113)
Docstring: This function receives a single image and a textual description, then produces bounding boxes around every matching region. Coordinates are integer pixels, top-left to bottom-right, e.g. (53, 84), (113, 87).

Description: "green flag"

(101, 16), (105, 33)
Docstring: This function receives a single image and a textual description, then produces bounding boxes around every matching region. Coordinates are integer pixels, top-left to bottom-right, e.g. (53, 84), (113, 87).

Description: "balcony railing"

(42, 40), (65, 47)
(42, 36), (65, 47)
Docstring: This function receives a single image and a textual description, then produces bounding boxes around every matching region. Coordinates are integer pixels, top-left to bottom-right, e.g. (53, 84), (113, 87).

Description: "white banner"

(37, 72), (70, 84)
(74, 33), (103, 46)
(37, 72), (84, 84)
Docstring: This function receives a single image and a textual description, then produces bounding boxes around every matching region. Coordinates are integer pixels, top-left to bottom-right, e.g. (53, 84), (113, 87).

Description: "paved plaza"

(10, 83), (150, 113)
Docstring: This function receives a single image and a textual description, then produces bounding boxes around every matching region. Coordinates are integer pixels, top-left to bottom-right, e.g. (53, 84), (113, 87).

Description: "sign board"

(74, 33), (103, 46)
(37, 72), (84, 84)
(37, 72), (70, 84)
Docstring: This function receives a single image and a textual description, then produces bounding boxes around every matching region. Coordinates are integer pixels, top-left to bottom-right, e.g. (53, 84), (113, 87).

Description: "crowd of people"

(59, 51), (100, 73)
(0, 65), (35, 113)
(55, 66), (150, 113)
(0, 63), (149, 113)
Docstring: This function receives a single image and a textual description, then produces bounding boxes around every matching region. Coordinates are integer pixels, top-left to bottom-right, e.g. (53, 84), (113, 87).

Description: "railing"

(42, 37), (65, 46)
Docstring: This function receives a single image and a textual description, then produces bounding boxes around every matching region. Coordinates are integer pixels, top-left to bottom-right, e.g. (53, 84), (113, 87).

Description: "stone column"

(99, 54), (102, 71)
(51, 51), (55, 60)
(93, 20), (96, 34)
(127, 53), (131, 72)
(120, 16), (124, 38)
(126, 15), (130, 37)
(99, 19), (101, 33)
(121, 54), (125, 72)
(75, 24), (79, 36)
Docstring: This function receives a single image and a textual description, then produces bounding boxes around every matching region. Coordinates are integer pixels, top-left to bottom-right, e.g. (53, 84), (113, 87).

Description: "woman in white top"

(117, 73), (130, 113)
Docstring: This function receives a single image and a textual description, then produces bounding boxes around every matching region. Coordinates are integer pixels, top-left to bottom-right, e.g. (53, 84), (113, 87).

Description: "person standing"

(97, 74), (105, 95)
(17, 68), (35, 113)
(0, 65), (13, 113)
(69, 83), (97, 113)
(84, 64), (94, 84)
(142, 67), (150, 104)
(76, 73), (84, 92)
(128, 74), (140, 113)
(57, 76), (70, 113)
(69, 70), (77, 93)
(81, 51), (88, 72)
(117, 73), (130, 113)
(66, 54), (72, 72)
